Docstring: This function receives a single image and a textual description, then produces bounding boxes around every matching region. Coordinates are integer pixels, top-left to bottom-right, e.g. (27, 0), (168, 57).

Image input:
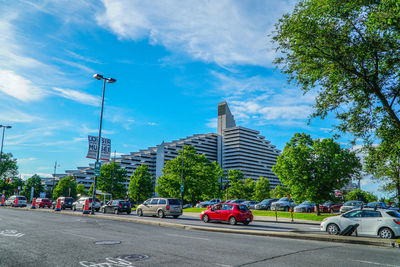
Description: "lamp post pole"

(0, 125), (12, 163)
(91, 74), (116, 214)
(181, 144), (184, 206)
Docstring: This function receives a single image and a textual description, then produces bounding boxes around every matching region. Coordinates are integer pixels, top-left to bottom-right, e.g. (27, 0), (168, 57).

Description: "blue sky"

(0, 0), (384, 197)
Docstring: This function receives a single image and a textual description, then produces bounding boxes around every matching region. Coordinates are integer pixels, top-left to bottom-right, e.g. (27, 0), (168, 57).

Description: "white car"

(320, 208), (400, 239)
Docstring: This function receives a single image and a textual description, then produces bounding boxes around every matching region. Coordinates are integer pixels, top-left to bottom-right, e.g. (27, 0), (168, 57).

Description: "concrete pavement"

(2, 206), (399, 248)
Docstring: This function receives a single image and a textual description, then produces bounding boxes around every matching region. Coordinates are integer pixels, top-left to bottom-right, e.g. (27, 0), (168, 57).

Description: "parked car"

(182, 204), (193, 209)
(242, 201), (259, 210)
(315, 201), (343, 213)
(389, 203), (399, 211)
(5, 195), (27, 207)
(72, 197), (101, 212)
(200, 203), (253, 225)
(36, 198), (51, 208)
(366, 202), (389, 209)
(321, 208), (400, 239)
(101, 200), (132, 214)
(52, 197), (75, 210)
(294, 201), (315, 213)
(254, 199), (279, 210)
(195, 199), (222, 208)
(270, 197), (296, 211)
(340, 201), (364, 213)
(229, 199), (247, 204)
(136, 198), (182, 218)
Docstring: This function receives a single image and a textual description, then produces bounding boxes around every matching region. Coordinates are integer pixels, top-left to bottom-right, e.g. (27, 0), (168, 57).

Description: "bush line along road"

(1, 208), (400, 267)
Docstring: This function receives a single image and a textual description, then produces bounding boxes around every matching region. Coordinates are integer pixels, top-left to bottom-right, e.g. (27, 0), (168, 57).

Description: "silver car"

(136, 198), (182, 218)
(340, 201), (364, 214)
(5, 195), (27, 207)
(72, 197), (101, 212)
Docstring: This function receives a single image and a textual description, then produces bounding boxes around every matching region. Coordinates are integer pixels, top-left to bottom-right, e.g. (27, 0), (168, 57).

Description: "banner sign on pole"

(86, 136), (111, 161)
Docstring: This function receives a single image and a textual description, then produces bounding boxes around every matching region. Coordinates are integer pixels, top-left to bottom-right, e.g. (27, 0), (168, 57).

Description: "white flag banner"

(86, 136), (111, 161)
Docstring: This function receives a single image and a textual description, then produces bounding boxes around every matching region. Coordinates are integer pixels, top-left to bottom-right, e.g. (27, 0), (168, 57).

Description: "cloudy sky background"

(0, 0), (383, 197)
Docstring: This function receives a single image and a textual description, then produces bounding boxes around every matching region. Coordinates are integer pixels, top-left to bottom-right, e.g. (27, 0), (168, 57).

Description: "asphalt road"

(1, 208), (400, 267)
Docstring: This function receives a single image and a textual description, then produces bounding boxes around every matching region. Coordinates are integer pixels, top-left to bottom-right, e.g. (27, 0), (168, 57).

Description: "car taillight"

(119, 204), (122, 208)
(394, 219), (400, 225)
(166, 205), (170, 210)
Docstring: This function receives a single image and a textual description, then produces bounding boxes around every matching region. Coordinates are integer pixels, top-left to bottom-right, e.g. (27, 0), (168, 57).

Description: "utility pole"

(52, 161), (57, 197)
(181, 144), (184, 205)
(111, 150), (116, 200)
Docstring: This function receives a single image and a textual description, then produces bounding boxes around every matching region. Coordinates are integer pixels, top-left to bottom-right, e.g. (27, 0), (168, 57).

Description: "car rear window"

(168, 199), (180, 205)
(120, 201), (130, 205)
(237, 205), (249, 211)
(386, 211), (400, 218)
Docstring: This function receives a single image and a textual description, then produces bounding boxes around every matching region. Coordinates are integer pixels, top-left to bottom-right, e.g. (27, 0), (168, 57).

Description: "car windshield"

(168, 199), (180, 205)
(279, 197), (289, 202)
(237, 205), (249, 211)
(301, 201), (310, 205)
(323, 201), (332, 205)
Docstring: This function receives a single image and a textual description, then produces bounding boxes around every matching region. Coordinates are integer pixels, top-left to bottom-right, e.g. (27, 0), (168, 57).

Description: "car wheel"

(327, 223), (340, 235)
(202, 214), (209, 223)
(137, 209), (143, 217)
(284, 206), (289, 212)
(127, 210), (131, 215)
(243, 221), (250, 225)
(330, 208), (334, 214)
(102, 208), (106, 214)
(114, 209), (119, 215)
(229, 216), (237, 225)
(72, 205), (76, 211)
(158, 209), (165, 218)
(173, 215), (179, 219)
(379, 227), (394, 239)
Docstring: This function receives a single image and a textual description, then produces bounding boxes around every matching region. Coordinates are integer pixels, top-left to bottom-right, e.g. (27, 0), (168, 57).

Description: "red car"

(200, 203), (253, 225)
(36, 198), (52, 208)
(314, 201), (343, 213)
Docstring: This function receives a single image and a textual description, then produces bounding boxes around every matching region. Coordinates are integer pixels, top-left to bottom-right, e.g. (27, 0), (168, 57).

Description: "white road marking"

(0, 230), (24, 238)
(66, 232), (97, 240)
(165, 233), (210, 241)
(214, 263), (233, 267)
(352, 260), (400, 267)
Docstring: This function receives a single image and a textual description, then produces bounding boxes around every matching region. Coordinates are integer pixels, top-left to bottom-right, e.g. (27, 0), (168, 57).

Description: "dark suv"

(52, 197), (74, 210)
(101, 200), (132, 214)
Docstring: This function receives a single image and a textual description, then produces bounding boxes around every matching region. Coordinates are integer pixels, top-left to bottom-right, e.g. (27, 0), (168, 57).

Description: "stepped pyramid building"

(65, 102), (281, 191)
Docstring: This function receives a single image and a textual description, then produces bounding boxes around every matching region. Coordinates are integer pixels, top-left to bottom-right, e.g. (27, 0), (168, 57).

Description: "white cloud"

(0, 70), (46, 101)
(206, 118), (217, 129)
(0, 109), (42, 123)
(96, 0), (296, 67)
(147, 122), (158, 126)
(52, 87), (100, 106)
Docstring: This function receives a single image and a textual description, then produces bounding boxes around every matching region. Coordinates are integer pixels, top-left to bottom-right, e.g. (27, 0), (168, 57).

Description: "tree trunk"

(316, 203), (320, 216)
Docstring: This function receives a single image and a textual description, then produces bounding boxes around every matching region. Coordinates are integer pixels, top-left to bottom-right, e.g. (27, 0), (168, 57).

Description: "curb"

(2, 207), (396, 248)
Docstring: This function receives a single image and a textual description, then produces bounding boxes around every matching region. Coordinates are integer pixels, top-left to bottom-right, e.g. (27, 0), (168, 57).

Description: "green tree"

(97, 162), (127, 199)
(364, 139), (400, 204)
(345, 188), (377, 203)
(129, 164), (153, 203)
(272, 133), (361, 215)
(88, 183), (94, 196)
(227, 169), (245, 199)
(243, 178), (255, 200)
(21, 174), (44, 201)
(253, 177), (271, 202)
(76, 184), (87, 196)
(156, 145), (223, 204)
(270, 184), (290, 199)
(0, 153), (19, 195)
(53, 176), (77, 200)
(273, 1), (400, 145)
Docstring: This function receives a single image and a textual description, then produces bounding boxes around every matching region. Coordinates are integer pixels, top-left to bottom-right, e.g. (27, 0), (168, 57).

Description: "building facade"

(65, 102), (280, 191)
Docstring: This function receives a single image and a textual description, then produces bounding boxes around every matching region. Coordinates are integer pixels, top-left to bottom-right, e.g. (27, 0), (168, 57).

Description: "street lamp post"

(181, 143), (184, 206)
(0, 125), (12, 162)
(91, 74), (116, 214)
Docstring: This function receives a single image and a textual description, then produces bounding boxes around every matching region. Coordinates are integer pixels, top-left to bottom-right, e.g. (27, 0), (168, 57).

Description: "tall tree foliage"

(156, 145), (223, 204)
(21, 174), (44, 200)
(97, 162), (127, 199)
(253, 177), (271, 202)
(76, 184), (88, 196)
(0, 153), (19, 195)
(364, 139), (400, 203)
(129, 164), (153, 203)
(272, 133), (361, 214)
(345, 188), (377, 203)
(270, 184), (290, 199)
(53, 176), (77, 200)
(273, 0), (400, 144)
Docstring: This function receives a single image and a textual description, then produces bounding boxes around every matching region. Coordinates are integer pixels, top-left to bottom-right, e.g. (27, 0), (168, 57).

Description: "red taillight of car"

(166, 205), (170, 210)
(393, 219), (400, 225)
(119, 204), (122, 208)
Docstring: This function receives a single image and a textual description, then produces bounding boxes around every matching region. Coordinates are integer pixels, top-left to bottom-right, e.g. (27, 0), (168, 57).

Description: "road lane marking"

(66, 232), (97, 240)
(165, 233), (209, 241)
(0, 230), (24, 238)
(214, 263), (233, 267)
(352, 260), (400, 267)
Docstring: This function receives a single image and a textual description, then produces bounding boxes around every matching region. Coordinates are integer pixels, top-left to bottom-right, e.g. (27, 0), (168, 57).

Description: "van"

(136, 198), (182, 218)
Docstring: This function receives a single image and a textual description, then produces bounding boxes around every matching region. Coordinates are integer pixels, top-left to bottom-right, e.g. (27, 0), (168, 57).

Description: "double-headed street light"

(0, 125), (12, 162)
(91, 74), (116, 215)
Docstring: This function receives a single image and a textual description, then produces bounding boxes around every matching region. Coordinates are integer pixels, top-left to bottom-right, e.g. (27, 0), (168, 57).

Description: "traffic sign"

(94, 161), (101, 176)
(180, 185), (184, 192)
